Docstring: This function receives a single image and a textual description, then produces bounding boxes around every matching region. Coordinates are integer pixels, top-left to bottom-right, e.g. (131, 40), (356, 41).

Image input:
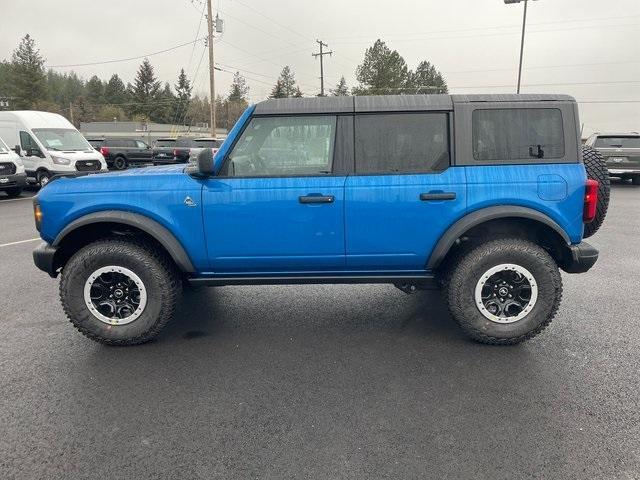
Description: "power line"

(328, 22), (639, 45)
(326, 14), (640, 41)
(46, 37), (207, 68)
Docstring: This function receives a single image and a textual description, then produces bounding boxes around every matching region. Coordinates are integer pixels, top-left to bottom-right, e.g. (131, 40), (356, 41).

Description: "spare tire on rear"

(582, 145), (610, 238)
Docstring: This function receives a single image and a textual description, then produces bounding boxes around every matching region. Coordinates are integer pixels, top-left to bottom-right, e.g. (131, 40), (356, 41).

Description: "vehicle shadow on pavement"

(157, 284), (469, 346)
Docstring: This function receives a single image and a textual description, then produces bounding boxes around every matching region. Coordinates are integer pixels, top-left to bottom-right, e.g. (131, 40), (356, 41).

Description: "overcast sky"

(2, 0), (639, 135)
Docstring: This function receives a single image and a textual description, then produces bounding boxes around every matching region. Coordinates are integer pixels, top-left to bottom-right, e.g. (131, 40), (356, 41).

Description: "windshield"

(194, 139), (223, 148)
(32, 128), (92, 151)
(595, 136), (640, 148)
(0, 137), (9, 153)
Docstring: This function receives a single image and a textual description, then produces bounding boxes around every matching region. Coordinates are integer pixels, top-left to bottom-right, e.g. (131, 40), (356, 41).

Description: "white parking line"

(0, 238), (41, 248)
(0, 196), (35, 204)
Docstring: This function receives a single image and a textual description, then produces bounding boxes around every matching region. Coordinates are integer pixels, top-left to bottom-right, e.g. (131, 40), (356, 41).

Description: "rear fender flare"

(427, 206), (571, 270)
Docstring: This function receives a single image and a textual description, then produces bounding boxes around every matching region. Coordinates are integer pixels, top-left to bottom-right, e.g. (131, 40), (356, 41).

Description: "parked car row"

(86, 136), (224, 170)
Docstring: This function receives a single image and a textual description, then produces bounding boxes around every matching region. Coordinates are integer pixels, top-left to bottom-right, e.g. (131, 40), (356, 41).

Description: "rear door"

(202, 114), (348, 273)
(344, 112), (466, 271)
(135, 140), (153, 162)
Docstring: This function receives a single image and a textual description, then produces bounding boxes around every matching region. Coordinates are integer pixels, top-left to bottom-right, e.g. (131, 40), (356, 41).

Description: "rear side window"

(473, 108), (564, 161)
(594, 136), (640, 148)
(155, 139), (175, 147)
(355, 113), (450, 174)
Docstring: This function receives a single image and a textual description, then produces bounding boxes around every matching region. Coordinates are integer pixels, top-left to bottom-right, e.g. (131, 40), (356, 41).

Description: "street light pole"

(505, 0), (536, 94)
(516, 0), (529, 94)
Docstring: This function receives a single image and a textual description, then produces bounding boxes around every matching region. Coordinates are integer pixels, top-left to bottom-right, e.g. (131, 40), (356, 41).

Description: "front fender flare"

(53, 211), (196, 273)
(426, 206), (571, 270)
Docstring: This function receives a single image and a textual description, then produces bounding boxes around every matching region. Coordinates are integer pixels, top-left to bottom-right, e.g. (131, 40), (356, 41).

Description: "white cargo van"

(0, 135), (27, 197)
(0, 111), (107, 186)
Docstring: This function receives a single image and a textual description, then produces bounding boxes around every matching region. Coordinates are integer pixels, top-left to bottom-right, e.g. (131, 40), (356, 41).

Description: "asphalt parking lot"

(1, 183), (638, 480)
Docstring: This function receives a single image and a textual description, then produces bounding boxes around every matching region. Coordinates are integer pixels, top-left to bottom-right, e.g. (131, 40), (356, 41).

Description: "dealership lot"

(1, 184), (638, 479)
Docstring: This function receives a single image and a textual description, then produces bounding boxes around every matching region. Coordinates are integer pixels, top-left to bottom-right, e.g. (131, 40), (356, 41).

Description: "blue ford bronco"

(32, 94), (610, 346)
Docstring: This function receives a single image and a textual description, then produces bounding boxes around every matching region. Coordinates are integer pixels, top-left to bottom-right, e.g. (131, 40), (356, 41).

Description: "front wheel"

(36, 170), (51, 187)
(60, 238), (182, 345)
(446, 238), (563, 345)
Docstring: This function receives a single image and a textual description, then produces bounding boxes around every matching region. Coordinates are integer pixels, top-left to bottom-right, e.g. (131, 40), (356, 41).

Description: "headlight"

(51, 156), (70, 165)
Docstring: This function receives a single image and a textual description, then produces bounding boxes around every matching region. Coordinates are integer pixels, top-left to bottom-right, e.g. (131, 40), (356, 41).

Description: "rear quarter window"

(473, 108), (565, 161)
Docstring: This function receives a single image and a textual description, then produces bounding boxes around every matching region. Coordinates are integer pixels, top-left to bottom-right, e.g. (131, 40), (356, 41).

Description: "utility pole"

(206, 0), (216, 137)
(312, 40), (332, 97)
(69, 103), (74, 125)
(504, 0), (537, 94)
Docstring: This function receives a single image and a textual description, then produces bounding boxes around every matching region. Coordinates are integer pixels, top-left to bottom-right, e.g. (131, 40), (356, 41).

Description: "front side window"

(0, 137), (9, 153)
(226, 115), (336, 177)
(31, 128), (91, 151)
(354, 113), (450, 174)
(136, 140), (148, 149)
(20, 131), (40, 153)
(473, 108), (565, 161)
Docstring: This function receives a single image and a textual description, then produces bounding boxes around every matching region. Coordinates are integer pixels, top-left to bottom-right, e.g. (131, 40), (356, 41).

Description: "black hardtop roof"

(254, 94), (576, 115)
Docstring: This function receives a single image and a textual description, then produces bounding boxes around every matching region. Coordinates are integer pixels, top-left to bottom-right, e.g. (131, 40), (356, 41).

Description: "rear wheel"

(582, 145), (610, 238)
(4, 187), (23, 197)
(446, 238), (562, 345)
(113, 156), (127, 170)
(60, 238), (181, 345)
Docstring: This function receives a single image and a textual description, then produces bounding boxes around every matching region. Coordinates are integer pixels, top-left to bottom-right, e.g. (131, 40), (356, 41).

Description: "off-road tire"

(632, 175), (640, 186)
(446, 238), (563, 345)
(60, 237), (181, 345)
(36, 170), (51, 187)
(4, 187), (23, 197)
(113, 156), (128, 170)
(582, 145), (610, 238)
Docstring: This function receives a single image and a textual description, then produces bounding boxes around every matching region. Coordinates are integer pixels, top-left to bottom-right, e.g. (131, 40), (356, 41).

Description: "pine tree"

(85, 75), (104, 104)
(130, 58), (161, 118)
(331, 76), (349, 96)
(228, 71), (249, 102)
(407, 61), (448, 94)
(174, 68), (191, 123)
(270, 66), (303, 98)
(354, 39), (409, 95)
(10, 34), (47, 109)
(104, 74), (128, 105)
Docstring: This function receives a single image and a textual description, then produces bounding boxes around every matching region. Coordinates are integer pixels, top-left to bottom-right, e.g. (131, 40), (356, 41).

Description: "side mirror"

(197, 147), (215, 176)
(14, 145), (22, 156)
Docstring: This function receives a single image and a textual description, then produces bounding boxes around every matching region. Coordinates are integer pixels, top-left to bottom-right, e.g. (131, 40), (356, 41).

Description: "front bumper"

(0, 172), (27, 190)
(33, 242), (59, 278)
(562, 242), (599, 274)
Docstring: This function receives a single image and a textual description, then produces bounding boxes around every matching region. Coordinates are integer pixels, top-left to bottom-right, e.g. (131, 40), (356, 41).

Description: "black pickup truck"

(88, 138), (153, 170)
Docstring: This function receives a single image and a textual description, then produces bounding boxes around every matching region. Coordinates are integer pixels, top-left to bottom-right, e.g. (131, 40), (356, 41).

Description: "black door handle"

(299, 195), (335, 204)
(420, 192), (456, 201)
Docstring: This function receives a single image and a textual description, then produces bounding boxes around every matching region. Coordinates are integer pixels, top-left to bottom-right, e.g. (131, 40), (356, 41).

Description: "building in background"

(80, 121), (227, 143)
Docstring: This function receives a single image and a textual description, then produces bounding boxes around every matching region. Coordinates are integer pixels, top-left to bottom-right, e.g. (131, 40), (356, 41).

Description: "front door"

(19, 131), (43, 174)
(345, 112), (466, 271)
(202, 114), (346, 273)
